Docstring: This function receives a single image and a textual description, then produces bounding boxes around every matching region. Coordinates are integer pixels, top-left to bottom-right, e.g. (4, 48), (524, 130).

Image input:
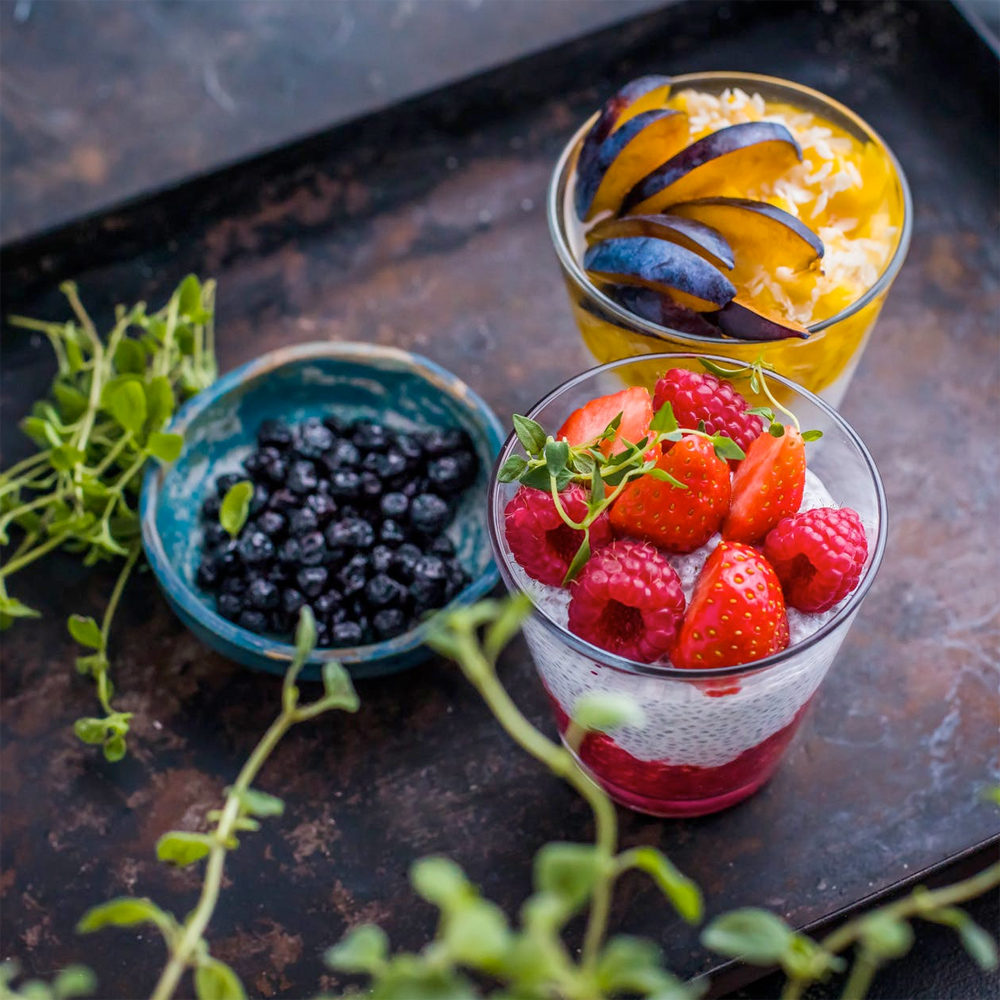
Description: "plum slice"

(586, 213), (734, 271)
(584, 236), (736, 313)
(668, 197), (824, 274)
(606, 285), (724, 338)
(715, 298), (810, 341)
(575, 110), (690, 220)
(575, 76), (673, 219)
(621, 122), (802, 216)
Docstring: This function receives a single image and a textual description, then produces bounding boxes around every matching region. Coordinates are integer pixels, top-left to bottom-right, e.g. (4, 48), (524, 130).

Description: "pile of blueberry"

(196, 415), (477, 647)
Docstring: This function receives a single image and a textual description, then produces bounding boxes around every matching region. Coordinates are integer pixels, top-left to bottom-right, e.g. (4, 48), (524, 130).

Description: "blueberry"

(267, 488), (299, 514)
(352, 420), (390, 453)
(427, 453), (476, 493)
(346, 517), (375, 550)
(238, 609), (269, 633)
(322, 414), (347, 436)
(359, 472), (383, 503)
(379, 519), (407, 546)
(320, 439), (360, 473)
(202, 495), (221, 518)
(267, 562), (291, 585)
(288, 460), (319, 495)
(362, 449), (407, 483)
(247, 577), (280, 611)
(410, 494), (451, 535)
(314, 620), (331, 647)
(366, 573), (407, 609)
(289, 507), (319, 537)
(393, 432), (425, 465)
(244, 446), (280, 478)
(380, 492), (409, 519)
(264, 457), (288, 485)
(295, 418), (335, 459)
(255, 510), (287, 537)
(306, 493), (338, 524)
(391, 543), (422, 581)
(196, 560), (220, 589)
(373, 608), (408, 640)
(430, 534), (455, 558)
(444, 559), (470, 600)
(422, 427), (470, 457)
(410, 554), (447, 607)
(314, 590), (344, 621)
(338, 555), (369, 597)
(238, 530), (275, 565)
(298, 531), (327, 566)
(217, 593), (242, 620)
(278, 537), (302, 566)
(221, 575), (247, 595)
(258, 419), (293, 449)
(331, 621), (364, 646)
(371, 544), (395, 574)
(324, 519), (354, 553)
(297, 566), (329, 598)
(204, 522), (228, 548)
(329, 468), (361, 500)
(401, 478), (426, 499)
(213, 539), (241, 573)
(251, 484), (271, 514)
(281, 588), (306, 617)
(216, 472), (243, 496)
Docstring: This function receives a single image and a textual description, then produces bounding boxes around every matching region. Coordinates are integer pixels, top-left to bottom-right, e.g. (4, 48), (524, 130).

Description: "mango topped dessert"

(550, 73), (911, 402)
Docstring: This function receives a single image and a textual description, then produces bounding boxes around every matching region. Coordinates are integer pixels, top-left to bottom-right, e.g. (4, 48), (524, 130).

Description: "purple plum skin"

(607, 285), (723, 338)
(587, 213), (735, 271)
(584, 236), (736, 309)
(715, 300), (810, 341)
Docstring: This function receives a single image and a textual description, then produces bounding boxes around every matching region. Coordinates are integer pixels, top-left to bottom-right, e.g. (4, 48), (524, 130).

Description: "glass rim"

(546, 70), (914, 343)
(486, 351), (889, 680)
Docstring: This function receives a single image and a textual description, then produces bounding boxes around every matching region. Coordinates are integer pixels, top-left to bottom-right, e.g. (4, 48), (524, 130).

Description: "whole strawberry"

(764, 506), (868, 613)
(653, 368), (762, 464)
(610, 436), (730, 553)
(504, 485), (613, 587)
(723, 426), (805, 544)
(568, 540), (685, 663)
(673, 541), (789, 670)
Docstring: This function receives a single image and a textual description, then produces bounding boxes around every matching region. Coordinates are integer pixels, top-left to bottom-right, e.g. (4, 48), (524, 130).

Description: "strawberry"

(610, 436), (731, 553)
(557, 386), (653, 458)
(723, 426), (805, 544)
(673, 541), (789, 670)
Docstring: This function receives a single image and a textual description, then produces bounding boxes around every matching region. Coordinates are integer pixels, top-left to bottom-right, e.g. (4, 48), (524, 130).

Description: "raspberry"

(567, 540), (685, 663)
(763, 507), (868, 613)
(653, 368), (762, 461)
(504, 485), (612, 587)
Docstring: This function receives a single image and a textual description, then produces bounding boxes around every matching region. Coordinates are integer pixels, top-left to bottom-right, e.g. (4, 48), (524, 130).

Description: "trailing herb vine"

(0, 276), (217, 759)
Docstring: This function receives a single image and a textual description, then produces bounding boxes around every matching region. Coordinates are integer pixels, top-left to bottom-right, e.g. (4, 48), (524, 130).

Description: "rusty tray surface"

(1, 1), (997, 996)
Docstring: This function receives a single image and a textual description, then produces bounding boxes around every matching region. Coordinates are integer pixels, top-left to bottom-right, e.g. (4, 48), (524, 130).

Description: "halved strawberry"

(557, 386), (653, 458)
(723, 426), (805, 544)
(610, 436), (730, 553)
(673, 541), (789, 670)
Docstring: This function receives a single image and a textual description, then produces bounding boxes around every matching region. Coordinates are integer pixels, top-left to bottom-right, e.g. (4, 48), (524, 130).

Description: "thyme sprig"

(497, 401), (746, 583)
(0, 277), (217, 759)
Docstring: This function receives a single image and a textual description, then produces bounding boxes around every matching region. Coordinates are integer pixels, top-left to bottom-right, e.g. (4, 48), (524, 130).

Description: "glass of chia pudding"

(548, 72), (912, 408)
(488, 353), (886, 817)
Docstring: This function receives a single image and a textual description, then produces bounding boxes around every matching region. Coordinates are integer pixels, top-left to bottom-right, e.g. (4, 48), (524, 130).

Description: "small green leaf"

(49, 445), (86, 472)
(561, 534), (591, 586)
(156, 830), (214, 866)
(497, 454), (528, 483)
(219, 481), (253, 538)
(145, 376), (175, 431)
(534, 842), (603, 913)
(519, 465), (571, 492)
(956, 917), (999, 970)
(68, 614), (103, 650)
(573, 692), (645, 734)
(646, 467), (687, 488)
(0, 595), (41, 621)
(73, 718), (108, 745)
(324, 924), (388, 973)
(859, 912), (914, 959)
(113, 338), (147, 375)
(483, 592), (532, 663)
(512, 414), (547, 455)
(620, 846), (702, 923)
(596, 936), (689, 997)
(75, 653), (107, 677)
(544, 440), (570, 478)
(750, 371), (761, 393)
(801, 429), (823, 442)
(53, 382), (89, 421)
(21, 416), (61, 448)
(650, 401), (679, 434)
(52, 965), (98, 999)
(77, 897), (172, 934)
(295, 605), (317, 657)
(236, 787), (285, 818)
(147, 431), (183, 463)
(103, 735), (127, 762)
(108, 380), (147, 436)
(411, 856), (469, 909)
(702, 908), (793, 964)
(768, 422), (786, 438)
(321, 660), (359, 711)
(193, 958), (246, 1000)
(590, 463), (605, 504)
(444, 897), (511, 969)
(746, 406), (775, 421)
(177, 274), (203, 316)
(712, 436), (746, 461)
(599, 412), (623, 440)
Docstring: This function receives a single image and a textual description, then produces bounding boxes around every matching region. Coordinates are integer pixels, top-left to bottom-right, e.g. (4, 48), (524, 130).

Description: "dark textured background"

(1, 2), (998, 998)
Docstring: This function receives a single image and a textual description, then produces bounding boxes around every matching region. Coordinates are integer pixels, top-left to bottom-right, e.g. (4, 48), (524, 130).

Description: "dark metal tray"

(1, 2), (997, 996)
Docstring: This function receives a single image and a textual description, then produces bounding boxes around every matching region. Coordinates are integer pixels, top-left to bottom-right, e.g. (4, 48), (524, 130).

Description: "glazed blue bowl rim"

(139, 341), (504, 667)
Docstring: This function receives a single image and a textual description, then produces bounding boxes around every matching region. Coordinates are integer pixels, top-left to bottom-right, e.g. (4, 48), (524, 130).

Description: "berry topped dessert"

(496, 360), (876, 816)
(196, 416), (475, 648)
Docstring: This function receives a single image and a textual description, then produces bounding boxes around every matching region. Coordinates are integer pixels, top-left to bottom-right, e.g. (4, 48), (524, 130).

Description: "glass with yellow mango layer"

(548, 73), (911, 406)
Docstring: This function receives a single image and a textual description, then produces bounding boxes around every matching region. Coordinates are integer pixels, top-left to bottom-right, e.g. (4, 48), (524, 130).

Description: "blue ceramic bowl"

(140, 342), (504, 680)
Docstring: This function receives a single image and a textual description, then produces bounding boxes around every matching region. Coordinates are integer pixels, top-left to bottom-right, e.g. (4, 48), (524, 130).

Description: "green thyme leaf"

(618, 846), (702, 923)
(145, 377), (175, 431)
(859, 912), (914, 960)
(512, 414), (546, 455)
(534, 842), (602, 913)
(599, 412), (623, 441)
(295, 605), (318, 658)
(107, 380), (147, 437)
(113, 339), (146, 375)
(746, 405), (775, 421)
(497, 454), (528, 483)
(219, 481), (253, 538)
(573, 693), (645, 734)
(801, 429), (823, 442)
(77, 897), (174, 935)
(544, 440), (570, 478)
(68, 614), (103, 650)
(194, 958), (246, 1000)
(649, 400), (678, 434)
(325, 925), (389, 974)
(321, 661), (359, 712)
(769, 422), (786, 437)
(156, 830), (214, 866)
(146, 431), (184, 463)
(411, 856), (469, 909)
(103, 735), (127, 762)
(646, 468), (687, 488)
(590, 463), (605, 504)
(236, 788), (285, 818)
(712, 436), (746, 461)
(561, 534), (591, 586)
(702, 908), (793, 964)
(520, 465), (571, 492)
(49, 445), (85, 472)
(73, 718), (108, 746)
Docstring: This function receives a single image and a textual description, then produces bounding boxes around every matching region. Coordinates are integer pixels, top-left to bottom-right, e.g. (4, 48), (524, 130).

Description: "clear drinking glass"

(547, 72), (912, 409)
(488, 354), (887, 817)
